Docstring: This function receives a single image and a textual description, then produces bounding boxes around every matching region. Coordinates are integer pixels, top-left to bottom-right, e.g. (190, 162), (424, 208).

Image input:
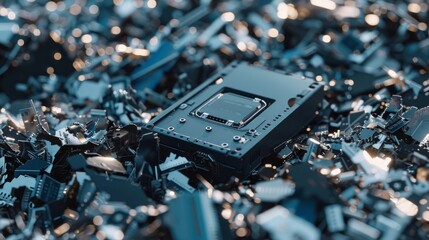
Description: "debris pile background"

(0, 0), (429, 239)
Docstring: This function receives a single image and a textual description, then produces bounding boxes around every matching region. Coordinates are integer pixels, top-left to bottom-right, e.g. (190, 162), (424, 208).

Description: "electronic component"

(167, 171), (196, 193)
(160, 153), (193, 174)
(405, 106), (429, 144)
(147, 62), (323, 181)
(14, 158), (50, 177)
(256, 206), (320, 240)
(347, 219), (381, 239)
(32, 174), (66, 203)
(254, 179), (295, 202)
(87, 170), (151, 208)
(325, 205), (345, 233)
(164, 192), (231, 240)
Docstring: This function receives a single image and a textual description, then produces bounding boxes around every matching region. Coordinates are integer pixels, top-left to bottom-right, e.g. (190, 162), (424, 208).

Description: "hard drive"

(146, 62), (323, 181)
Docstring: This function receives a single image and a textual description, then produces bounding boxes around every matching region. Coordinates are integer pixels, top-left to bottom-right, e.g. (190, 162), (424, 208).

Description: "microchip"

(147, 62), (323, 182)
(194, 92), (267, 128)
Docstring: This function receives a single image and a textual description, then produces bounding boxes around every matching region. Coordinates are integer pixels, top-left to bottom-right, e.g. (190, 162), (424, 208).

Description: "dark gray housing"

(146, 62), (323, 182)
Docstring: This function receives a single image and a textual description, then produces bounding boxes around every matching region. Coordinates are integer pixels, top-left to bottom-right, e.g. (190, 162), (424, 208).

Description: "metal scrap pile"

(0, 0), (429, 239)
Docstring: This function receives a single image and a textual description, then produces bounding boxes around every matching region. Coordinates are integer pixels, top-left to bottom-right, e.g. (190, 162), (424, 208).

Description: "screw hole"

(288, 98), (296, 107)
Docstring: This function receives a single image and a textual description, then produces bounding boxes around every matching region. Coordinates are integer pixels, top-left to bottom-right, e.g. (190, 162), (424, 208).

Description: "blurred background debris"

(0, 0), (429, 239)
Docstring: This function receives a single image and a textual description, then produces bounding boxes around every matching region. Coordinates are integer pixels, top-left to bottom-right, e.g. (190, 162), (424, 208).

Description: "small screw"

(248, 129), (256, 134)
(168, 126), (175, 131)
(221, 143), (229, 148)
(179, 118), (186, 123)
(205, 126), (212, 131)
(233, 135), (241, 141)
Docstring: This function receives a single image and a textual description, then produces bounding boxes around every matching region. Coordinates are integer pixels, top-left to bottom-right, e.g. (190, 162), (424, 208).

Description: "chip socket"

(194, 92), (267, 128)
